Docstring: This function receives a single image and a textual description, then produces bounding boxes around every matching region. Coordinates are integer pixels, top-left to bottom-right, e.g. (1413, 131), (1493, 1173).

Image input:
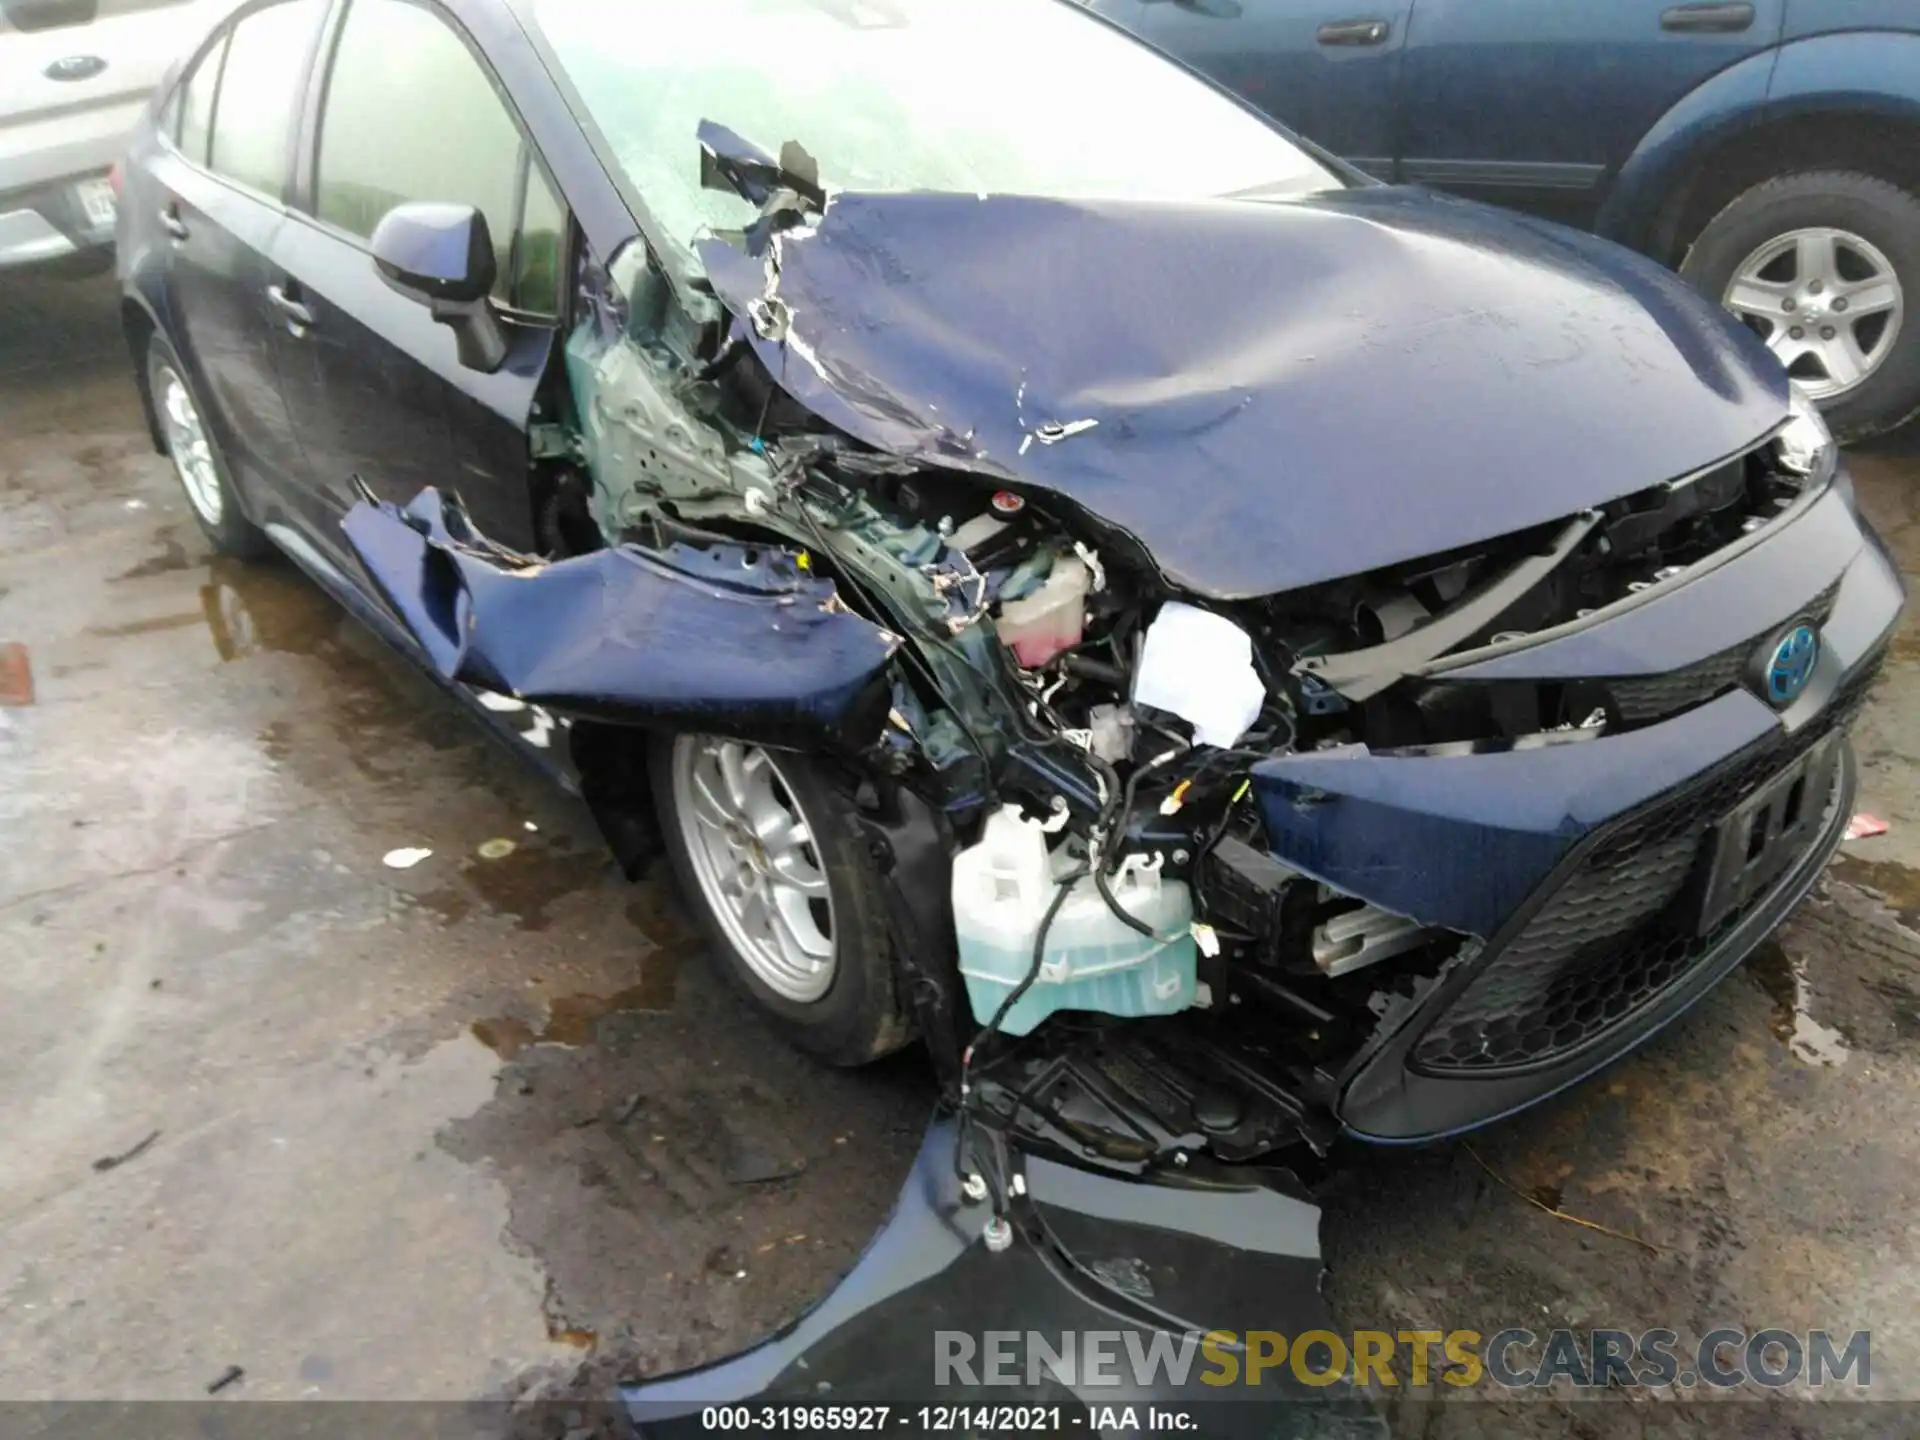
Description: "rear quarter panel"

(1593, 47), (1780, 248)
(1598, 24), (1920, 250)
(1765, 29), (1920, 121)
(1784, 0), (1920, 40)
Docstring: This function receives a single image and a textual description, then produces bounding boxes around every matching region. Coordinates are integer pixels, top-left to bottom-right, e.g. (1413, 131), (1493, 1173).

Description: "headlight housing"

(1773, 383), (1837, 486)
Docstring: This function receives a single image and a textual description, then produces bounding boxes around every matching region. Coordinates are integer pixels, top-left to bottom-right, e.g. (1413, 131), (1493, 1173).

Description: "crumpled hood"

(699, 186), (1790, 598)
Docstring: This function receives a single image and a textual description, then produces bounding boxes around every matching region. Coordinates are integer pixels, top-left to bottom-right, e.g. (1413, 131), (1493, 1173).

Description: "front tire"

(145, 333), (270, 558)
(650, 734), (912, 1066)
(1682, 170), (1920, 441)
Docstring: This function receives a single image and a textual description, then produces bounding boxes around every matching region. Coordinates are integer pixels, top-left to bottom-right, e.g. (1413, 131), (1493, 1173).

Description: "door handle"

(1317, 16), (1391, 45)
(158, 204), (188, 241)
(265, 283), (314, 331)
(1661, 2), (1754, 32)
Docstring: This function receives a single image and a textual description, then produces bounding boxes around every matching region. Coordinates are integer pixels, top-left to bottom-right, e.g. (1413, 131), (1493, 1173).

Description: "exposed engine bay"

(343, 131), (1890, 1208)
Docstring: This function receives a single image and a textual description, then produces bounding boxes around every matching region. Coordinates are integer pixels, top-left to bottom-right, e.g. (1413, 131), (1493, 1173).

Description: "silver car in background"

(0, 0), (234, 272)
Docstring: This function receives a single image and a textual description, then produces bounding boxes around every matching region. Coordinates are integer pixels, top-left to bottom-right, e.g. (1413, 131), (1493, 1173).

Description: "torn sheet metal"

(697, 186), (1788, 599)
(340, 488), (900, 749)
(622, 1119), (1385, 1437)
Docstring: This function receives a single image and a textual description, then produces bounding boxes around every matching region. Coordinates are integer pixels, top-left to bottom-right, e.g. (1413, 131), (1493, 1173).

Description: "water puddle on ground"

(409, 834), (608, 932)
(188, 556), (508, 807)
(1747, 941), (1851, 1066)
(196, 559), (340, 661)
(81, 553), (341, 661)
(110, 527), (190, 581)
(472, 960), (683, 1059)
(1829, 853), (1920, 933)
(85, 610), (204, 638)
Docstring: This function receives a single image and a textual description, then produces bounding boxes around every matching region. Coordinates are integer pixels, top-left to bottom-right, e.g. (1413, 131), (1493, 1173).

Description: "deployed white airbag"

(1133, 601), (1267, 749)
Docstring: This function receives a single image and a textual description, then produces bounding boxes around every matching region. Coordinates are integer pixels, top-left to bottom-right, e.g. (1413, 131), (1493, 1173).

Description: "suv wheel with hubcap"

(1683, 170), (1920, 441)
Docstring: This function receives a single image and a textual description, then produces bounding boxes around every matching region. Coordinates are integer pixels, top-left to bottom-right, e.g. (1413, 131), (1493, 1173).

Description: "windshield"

(530, 0), (1342, 261)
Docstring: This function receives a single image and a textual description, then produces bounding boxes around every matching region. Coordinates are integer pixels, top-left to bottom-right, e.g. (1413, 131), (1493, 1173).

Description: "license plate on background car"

(77, 178), (116, 229)
(1694, 734), (1843, 936)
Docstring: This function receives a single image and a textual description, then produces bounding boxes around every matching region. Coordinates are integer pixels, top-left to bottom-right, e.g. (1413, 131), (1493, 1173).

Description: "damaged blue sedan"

(117, 0), (1902, 1417)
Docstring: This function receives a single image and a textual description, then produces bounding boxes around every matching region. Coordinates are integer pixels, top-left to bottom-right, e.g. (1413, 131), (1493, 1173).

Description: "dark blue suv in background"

(1087, 0), (1920, 440)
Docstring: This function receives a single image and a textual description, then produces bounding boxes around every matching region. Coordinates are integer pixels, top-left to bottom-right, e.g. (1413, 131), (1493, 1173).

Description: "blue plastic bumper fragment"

(339, 487), (900, 749)
(1252, 476), (1905, 940)
(1250, 483), (1902, 1143)
(1250, 688), (1777, 938)
(620, 1119), (1386, 1436)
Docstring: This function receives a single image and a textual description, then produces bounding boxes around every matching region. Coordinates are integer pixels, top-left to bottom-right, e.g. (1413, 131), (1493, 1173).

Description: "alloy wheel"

(670, 734), (837, 1003)
(1722, 226), (1904, 401)
(155, 364), (225, 526)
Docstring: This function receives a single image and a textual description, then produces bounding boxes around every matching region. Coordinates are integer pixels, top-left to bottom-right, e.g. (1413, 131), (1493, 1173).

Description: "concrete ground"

(3, 272), (1918, 1433)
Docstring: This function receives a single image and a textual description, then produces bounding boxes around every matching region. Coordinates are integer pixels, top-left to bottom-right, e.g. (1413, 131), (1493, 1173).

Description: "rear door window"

(173, 32), (226, 165)
(313, 0), (526, 301)
(206, 0), (325, 198)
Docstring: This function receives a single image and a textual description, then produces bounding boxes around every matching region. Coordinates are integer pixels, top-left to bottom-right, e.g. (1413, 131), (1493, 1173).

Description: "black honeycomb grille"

(1412, 653), (1881, 1074)
(1605, 580), (1840, 724)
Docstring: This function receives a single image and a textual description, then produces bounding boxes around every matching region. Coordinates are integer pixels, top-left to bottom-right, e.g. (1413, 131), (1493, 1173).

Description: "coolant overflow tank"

(952, 805), (1198, 1036)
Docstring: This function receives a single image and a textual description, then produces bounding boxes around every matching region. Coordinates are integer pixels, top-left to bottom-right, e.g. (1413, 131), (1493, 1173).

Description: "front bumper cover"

(1251, 467), (1904, 1142)
(621, 1119), (1386, 1437)
(1341, 736), (1858, 1142)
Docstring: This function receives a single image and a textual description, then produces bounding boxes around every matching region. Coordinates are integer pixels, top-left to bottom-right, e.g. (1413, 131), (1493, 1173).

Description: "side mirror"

(370, 202), (508, 373)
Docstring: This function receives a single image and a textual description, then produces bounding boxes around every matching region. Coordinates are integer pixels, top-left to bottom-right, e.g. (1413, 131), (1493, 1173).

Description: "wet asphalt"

(2, 271), (1918, 1432)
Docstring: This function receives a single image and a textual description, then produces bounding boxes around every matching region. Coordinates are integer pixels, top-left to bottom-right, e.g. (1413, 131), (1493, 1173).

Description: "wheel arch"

(120, 293), (166, 456)
(1594, 46), (1781, 256)
(1650, 105), (1920, 270)
(1606, 32), (1920, 265)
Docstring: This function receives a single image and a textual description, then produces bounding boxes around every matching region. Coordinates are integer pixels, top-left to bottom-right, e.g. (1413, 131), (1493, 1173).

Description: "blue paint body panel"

(1251, 691), (1777, 937)
(369, 202), (494, 297)
(1766, 29), (1920, 121)
(111, 0), (1913, 1167)
(701, 186), (1787, 599)
(340, 489), (899, 747)
(622, 1120), (1371, 1432)
(1090, 0), (1920, 255)
(1249, 470), (1903, 940)
(1596, 49), (1781, 249)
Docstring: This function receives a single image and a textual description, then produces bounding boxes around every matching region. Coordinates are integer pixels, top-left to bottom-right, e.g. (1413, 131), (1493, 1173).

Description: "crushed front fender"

(340, 487), (900, 750)
(620, 1119), (1386, 1436)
